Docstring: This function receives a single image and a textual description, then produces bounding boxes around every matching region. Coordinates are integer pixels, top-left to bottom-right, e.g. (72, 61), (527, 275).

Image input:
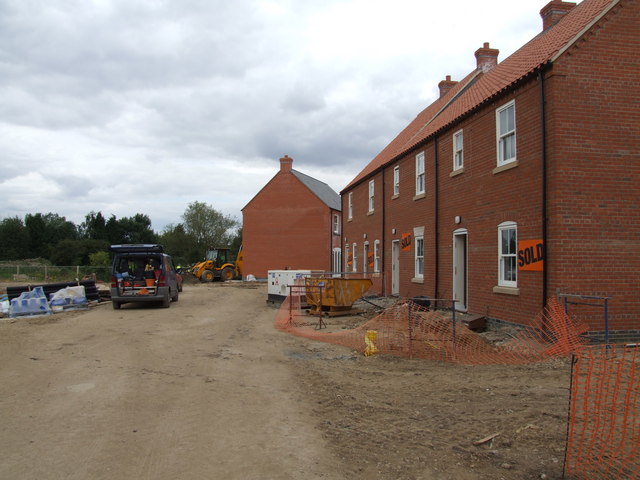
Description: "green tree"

(117, 213), (157, 244)
(80, 211), (107, 240)
(89, 251), (110, 266)
(105, 215), (123, 244)
(50, 239), (109, 265)
(25, 213), (77, 258)
(182, 202), (239, 256)
(229, 227), (243, 259)
(158, 223), (198, 264)
(0, 216), (30, 260)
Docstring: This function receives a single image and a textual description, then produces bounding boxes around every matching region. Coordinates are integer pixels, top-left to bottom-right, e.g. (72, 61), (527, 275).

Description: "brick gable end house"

(341, 0), (640, 340)
(242, 156), (342, 280)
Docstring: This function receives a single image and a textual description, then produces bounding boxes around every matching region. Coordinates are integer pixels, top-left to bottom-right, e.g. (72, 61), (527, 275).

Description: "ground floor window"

(413, 226), (425, 280)
(332, 248), (342, 274)
(374, 240), (380, 273)
(498, 221), (517, 287)
(415, 236), (424, 278)
(352, 243), (358, 272)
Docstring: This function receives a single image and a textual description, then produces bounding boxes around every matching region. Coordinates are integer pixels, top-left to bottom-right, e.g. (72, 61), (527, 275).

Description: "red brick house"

(242, 155), (342, 280)
(341, 0), (640, 340)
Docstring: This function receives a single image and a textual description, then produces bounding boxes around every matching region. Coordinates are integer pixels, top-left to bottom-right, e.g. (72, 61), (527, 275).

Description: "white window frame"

(415, 152), (425, 195)
(498, 221), (517, 287)
(393, 166), (400, 196)
(363, 242), (369, 273)
(453, 129), (464, 171)
(374, 240), (380, 273)
(332, 214), (340, 234)
(415, 238), (424, 278)
(347, 192), (353, 220)
(352, 243), (357, 272)
(332, 247), (342, 275)
(496, 100), (516, 166)
(368, 180), (374, 213)
(414, 226), (425, 279)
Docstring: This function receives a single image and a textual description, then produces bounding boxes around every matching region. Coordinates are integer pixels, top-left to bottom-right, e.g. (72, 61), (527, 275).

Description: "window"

(368, 180), (375, 213)
(453, 129), (464, 170)
(374, 240), (380, 273)
(496, 101), (516, 166)
(415, 237), (424, 278)
(415, 152), (425, 194)
(332, 248), (342, 274)
(347, 192), (353, 220)
(393, 166), (400, 196)
(333, 214), (340, 234)
(363, 242), (369, 273)
(352, 243), (357, 272)
(498, 222), (517, 287)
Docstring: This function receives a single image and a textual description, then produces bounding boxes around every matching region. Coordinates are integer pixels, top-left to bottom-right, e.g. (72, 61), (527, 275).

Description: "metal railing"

(0, 265), (111, 284)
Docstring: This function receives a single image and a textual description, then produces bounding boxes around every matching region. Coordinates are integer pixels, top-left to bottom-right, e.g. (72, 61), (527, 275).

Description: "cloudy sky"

(0, 0), (565, 232)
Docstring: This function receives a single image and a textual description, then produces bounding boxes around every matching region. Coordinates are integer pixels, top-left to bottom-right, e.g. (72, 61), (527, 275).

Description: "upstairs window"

(415, 152), (425, 195)
(347, 192), (353, 220)
(368, 180), (375, 213)
(453, 129), (464, 170)
(393, 166), (400, 196)
(496, 101), (516, 166)
(332, 214), (340, 234)
(498, 221), (517, 287)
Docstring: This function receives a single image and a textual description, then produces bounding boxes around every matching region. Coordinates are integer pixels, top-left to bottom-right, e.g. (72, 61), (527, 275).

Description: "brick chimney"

(540, 1), (576, 31)
(474, 42), (499, 73)
(438, 75), (458, 98)
(280, 154), (293, 173)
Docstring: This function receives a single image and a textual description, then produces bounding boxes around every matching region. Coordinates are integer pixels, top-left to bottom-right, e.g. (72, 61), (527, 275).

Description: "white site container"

(267, 270), (313, 304)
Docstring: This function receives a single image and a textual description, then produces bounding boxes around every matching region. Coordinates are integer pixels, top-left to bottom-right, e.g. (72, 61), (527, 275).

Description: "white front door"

(392, 240), (400, 296)
(453, 230), (468, 311)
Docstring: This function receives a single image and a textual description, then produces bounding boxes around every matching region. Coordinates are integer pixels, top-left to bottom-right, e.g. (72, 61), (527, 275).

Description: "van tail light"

(111, 276), (117, 288)
(158, 274), (167, 287)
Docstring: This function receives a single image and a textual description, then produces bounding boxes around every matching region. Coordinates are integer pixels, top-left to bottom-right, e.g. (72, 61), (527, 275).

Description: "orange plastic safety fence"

(275, 295), (589, 365)
(564, 344), (640, 479)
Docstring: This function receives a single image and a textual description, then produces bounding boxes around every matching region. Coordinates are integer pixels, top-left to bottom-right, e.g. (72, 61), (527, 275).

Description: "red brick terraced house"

(341, 0), (640, 341)
(242, 155), (342, 280)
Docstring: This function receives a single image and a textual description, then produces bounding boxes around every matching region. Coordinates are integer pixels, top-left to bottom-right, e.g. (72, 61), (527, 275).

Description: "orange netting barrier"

(564, 344), (640, 479)
(275, 295), (589, 365)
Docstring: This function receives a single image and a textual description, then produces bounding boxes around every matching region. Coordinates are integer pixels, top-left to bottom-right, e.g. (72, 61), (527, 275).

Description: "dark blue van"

(109, 244), (181, 309)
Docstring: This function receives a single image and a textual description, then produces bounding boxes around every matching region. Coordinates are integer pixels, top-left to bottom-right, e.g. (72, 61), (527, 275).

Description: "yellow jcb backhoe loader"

(190, 246), (243, 282)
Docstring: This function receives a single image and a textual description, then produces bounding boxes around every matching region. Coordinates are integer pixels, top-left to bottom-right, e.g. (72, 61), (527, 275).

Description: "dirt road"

(0, 283), (570, 479)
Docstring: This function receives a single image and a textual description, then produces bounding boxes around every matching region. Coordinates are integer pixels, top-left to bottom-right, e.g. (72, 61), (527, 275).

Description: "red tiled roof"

(343, 0), (618, 191)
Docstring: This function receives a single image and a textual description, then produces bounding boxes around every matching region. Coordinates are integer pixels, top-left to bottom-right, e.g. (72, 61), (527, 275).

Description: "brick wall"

(243, 171), (334, 279)
(544, 0), (640, 331)
(342, 0), (640, 332)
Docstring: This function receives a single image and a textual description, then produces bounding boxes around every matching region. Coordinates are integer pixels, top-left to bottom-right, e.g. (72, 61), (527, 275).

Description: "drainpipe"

(434, 137), (439, 302)
(538, 69), (548, 308)
(381, 169), (386, 296)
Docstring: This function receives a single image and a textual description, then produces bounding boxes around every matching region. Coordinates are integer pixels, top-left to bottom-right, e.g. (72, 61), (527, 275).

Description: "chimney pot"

(474, 42), (499, 73)
(540, 1), (576, 31)
(438, 75), (459, 98)
(280, 155), (293, 173)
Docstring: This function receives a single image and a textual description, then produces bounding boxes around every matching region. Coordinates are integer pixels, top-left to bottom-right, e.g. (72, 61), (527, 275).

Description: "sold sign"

(401, 233), (412, 251)
(518, 240), (544, 271)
